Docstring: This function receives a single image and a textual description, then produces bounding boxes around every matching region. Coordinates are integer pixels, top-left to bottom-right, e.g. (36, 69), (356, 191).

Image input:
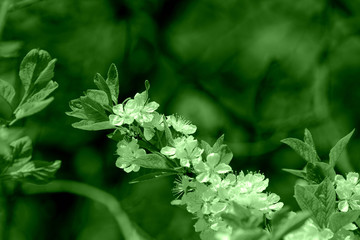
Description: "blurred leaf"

(132, 153), (170, 170)
(329, 129), (355, 167)
(271, 211), (311, 240)
(72, 120), (114, 131)
(282, 168), (307, 179)
(281, 138), (318, 163)
(0, 78), (15, 104)
(329, 210), (360, 233)
(106, 63), (119, 104)
(129, 171), (177, 184)
(15, 97), (54, 120)
(0, 41), (22, 58)
(10, 136), (33, 165)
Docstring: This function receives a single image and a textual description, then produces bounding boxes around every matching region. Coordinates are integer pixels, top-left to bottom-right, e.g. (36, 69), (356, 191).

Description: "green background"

(1, 0), (360, 239)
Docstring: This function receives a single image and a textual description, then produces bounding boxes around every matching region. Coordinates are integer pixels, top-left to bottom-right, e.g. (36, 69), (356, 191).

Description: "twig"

(21, 180), (147, 240)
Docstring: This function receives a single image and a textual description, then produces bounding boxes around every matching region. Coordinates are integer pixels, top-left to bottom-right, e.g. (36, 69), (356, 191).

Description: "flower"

(109, 91), (159, 127)
(167, 114), (197, 135)
(335, 172), (360, 212)
(161, 136), (203, 167)
(193, 153), (232, 183)
(115, 138), (146, 173)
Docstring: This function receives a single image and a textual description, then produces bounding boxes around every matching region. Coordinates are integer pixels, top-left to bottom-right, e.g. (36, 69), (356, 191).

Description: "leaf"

(129, 171), (177, 184)
(281, 138), (318, 163)
(294, 184), (325, 227)
(19, 49), (52, 94)
(66, 99), (87, 119)
(33, 59), (56, 89)
(86, 89), (109, 107)
(144, 80), (150, 92)
(72, 120), (115, 131)
(272, 211), (311, 240)
(306, 162), (336, 184)
(163, 115), (174, 146)
(282, 168), (307, 179)
(132, 153), (170, 170)
(329, 210), (360, 233)
(26, 80), (58, 103)
(218, 145), (233, 165)
(10, 136), (33, 165)
(200, 140), (212, 156)
(304, 128), (316, 150)
(3, 160), (61, 184)
(106, 64), (119, 104)
(94, 73), (112, 106)
(0, 95), (13, 120)
(314, 178), (336, 227)
(0, 79), (15, 104)
(329, 129), (355, 167)
(15, 97), (54, 120)
(80, 96), (108, 121)
(212, 134), (224, 152)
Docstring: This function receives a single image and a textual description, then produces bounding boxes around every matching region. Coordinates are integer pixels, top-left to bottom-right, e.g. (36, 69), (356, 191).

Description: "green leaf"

(329, 129), (355, 167)
(0, 79), (15, 104)
(10, 136), (33, 165)
(3, 160), (61, 184)
(86, 89), (109, 107)
(94, 73), (112, 106)
(80, 96), (108, 121)
(19, 49), (52, 94)
(282, 168), (307, 179)
(306, 162), (336, 184)
(26, 80), (58, 103)
(212, 134), (224, 152)
(33, 59), (56, 89)
(163, 115), (174, 146)
(144, 80), (150, 92)
(294, 184), (325, 227)
(272, 211), (311, 240)
(329, 210), (360, 233)
(200, 140), (212, 156)
(66, 99), (87, 119)
(72, 120), (115, 131)
(106, 64), (119, 104)
(132, 153), (170, 170)
(218, 145), (233, 164)
(15, 97), (54, 120)
(0, 94), (13, 120)
(129, 171), (177, 184)
(304, 128), (316, 150)
(314, 178), (336, 227)
(281, 138), (318, 163)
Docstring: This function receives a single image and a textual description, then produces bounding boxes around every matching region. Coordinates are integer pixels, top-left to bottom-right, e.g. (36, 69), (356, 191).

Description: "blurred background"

(1, 0), (360, 239)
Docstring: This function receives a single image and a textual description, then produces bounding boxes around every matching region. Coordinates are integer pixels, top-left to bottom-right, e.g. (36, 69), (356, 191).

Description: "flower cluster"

(335, 172), (360, 212)
(107, 85), (283, 239)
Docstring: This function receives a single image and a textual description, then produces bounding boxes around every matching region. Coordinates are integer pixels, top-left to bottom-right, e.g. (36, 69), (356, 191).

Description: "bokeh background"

(1, 0), (360, 239)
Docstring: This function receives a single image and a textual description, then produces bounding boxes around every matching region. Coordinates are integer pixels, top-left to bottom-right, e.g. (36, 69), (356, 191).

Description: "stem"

(0, 0), (11, 41)
(21, 180), (147, 240)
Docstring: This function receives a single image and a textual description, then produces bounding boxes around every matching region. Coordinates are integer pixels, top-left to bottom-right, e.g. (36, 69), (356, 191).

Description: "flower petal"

(109, 114), (124, 126)
(207, 153), (220, 168)
(214, 163), (232, 174)
(160, 146), (176, 156)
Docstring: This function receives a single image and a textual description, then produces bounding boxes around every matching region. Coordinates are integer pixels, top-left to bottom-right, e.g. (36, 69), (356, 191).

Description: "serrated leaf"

(329, 210), (360, 233)
(0, 79), (15, 104)
(304, 128), (316, 150)
(132, 153), (170, 170)
(15, 97), (54, 120)
(3, 160), (61, 184)
(282, 168), (307, 179)
(294, 184), (325, 227)
(329, 129), (355, 167)
(72, 120), (115, 131)
(19, 49), (52, 94)
(106, 64), (119, 104)
(281, 138), (318, 163)
(80, 96), (108, 121)
(314, 178), (336, 227)
(86, 89), (109, 107)
(129, 171), (177, 184)
(94, 73), (112, 106)
(26, 80), (58, 103)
